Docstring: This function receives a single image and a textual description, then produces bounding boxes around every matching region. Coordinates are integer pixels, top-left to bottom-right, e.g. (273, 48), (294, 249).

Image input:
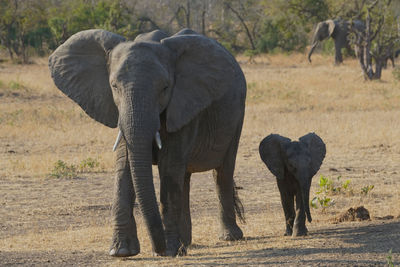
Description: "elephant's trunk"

(308, 42), (318, 63)
(301, 181), (312, 223)
(120, 93), (165, 255)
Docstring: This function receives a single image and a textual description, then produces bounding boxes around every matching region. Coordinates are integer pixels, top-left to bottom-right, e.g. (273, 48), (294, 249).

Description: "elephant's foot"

(292, 225), (308, 237)
(109, 232), (140, 257)
(219, 224), (243, 241)
(180, 232), (192, 247)
(284, 226), (293, 236)
(166, 237), (186, 257)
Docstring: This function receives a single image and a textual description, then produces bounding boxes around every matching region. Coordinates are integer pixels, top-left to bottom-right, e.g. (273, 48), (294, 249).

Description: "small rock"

(335, 206), (370, 223)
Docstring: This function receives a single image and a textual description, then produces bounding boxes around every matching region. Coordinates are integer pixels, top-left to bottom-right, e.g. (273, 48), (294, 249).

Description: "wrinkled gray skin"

(259, 133), (326, 237)
(48, 28), (246, 257)
(308, 19), (365, 65)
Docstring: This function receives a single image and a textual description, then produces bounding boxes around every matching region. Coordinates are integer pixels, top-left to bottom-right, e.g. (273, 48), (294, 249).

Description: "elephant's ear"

(161, 34), (244, 132)
(327, 19), (336, 37)
(299, 133), (326, 177)
(49, 29), (126, 128)
(259, 134), (291, 180)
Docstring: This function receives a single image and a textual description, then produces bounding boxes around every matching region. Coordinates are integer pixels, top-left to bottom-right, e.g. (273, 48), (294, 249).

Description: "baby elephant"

(259, 133), (326, 237)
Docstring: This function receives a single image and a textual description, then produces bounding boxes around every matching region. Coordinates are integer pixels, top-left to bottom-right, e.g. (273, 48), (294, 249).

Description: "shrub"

(78, 157), (100, 173)
(361, 185), (375, 195)
(49, 160), (78, 179)
(311, 175), (352, 210)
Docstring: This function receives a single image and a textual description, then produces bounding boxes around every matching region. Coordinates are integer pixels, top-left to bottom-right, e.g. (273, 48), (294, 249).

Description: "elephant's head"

(259, 133), (326, 223)
(49, 29), (240, 255)
(308, 19), (336, 62)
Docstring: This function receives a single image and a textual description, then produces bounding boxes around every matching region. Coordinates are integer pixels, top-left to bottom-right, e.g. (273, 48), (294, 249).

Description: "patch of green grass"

(386, 249), (396, 267)
(361, 185), (375, 195)
(49, 158), (102, 179)
(8, 80), (23, 90)
(49, 160), (78, 179)
(78, 157), (100, 173)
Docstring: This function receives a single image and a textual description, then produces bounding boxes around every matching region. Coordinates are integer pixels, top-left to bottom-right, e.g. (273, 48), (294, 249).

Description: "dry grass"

(1, 54), (400, 266)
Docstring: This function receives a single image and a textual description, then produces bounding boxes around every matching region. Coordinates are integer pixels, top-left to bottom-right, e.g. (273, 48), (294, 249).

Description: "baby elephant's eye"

(111, 81), (117, 88)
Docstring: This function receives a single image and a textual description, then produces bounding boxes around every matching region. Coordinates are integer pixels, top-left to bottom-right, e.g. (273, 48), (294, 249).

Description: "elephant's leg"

(159, 165), (186, 256)
(109, 137), (140, 257)
(213, 138), (244, 241)
(179, 172), (192, 247)
(334, 41), (343, 64)
(277, 180), (295, 236)
(292, 192), (308, 236)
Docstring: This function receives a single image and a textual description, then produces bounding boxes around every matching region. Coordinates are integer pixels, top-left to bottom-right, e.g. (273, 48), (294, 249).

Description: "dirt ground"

(1, 54), (400, 266)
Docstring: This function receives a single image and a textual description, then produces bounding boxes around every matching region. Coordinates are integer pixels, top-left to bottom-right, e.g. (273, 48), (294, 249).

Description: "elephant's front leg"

(159, 163), (187, 257)
(109, 137), (140, 257)
(292, 192), (308, 236)
(213, 142), (243, 241)
(277, 179), (295, 236)
(334, 41), (343, 64)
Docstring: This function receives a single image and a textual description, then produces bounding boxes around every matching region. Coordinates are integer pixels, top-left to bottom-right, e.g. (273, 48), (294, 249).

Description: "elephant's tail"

(233, 181), (246, 224)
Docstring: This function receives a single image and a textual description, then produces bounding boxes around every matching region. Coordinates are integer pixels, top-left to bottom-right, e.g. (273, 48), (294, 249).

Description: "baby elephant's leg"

(292, 193), (308, 236)
(277, 180), (295, 236)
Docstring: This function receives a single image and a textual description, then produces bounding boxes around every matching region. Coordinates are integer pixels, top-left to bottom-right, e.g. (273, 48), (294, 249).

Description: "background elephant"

(259, 133), (326, 237)
(383, 48), (400, 68)
(308, 19), (365, 64)
(49, 28), (246, 257)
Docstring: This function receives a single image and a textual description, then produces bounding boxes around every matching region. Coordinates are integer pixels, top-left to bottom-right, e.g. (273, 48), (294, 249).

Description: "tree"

(350, 0), (400, 80)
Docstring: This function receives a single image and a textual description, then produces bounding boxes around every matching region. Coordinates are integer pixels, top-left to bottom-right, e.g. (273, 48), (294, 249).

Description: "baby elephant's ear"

(299, 133), (326, 177)
(259, 134), (291, 180)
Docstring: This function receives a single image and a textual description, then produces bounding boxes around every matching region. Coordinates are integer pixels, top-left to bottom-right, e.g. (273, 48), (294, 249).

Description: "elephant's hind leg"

(109, 138), (140, 257)
(213, 135), (244, 241)
(179, 172), (192, 247)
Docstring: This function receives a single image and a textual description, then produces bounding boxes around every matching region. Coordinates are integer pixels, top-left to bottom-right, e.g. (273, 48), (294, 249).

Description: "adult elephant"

(48, 29), (246, 257)
(308, 19), (365, 64)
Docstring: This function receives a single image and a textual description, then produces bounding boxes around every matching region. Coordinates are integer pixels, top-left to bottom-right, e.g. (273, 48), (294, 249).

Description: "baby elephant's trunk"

(301, 183), (312, 223)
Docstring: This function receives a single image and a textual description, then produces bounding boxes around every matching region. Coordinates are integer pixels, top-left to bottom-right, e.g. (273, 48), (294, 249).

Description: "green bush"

(78, 157), (100, 173)
(311, 175), (352, 210)
(49, 160), (78, 179)
(49, 157), (101, 179)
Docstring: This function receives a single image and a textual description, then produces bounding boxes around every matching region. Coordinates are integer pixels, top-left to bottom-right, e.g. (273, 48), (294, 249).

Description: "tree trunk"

(225, 2), (256, 50)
